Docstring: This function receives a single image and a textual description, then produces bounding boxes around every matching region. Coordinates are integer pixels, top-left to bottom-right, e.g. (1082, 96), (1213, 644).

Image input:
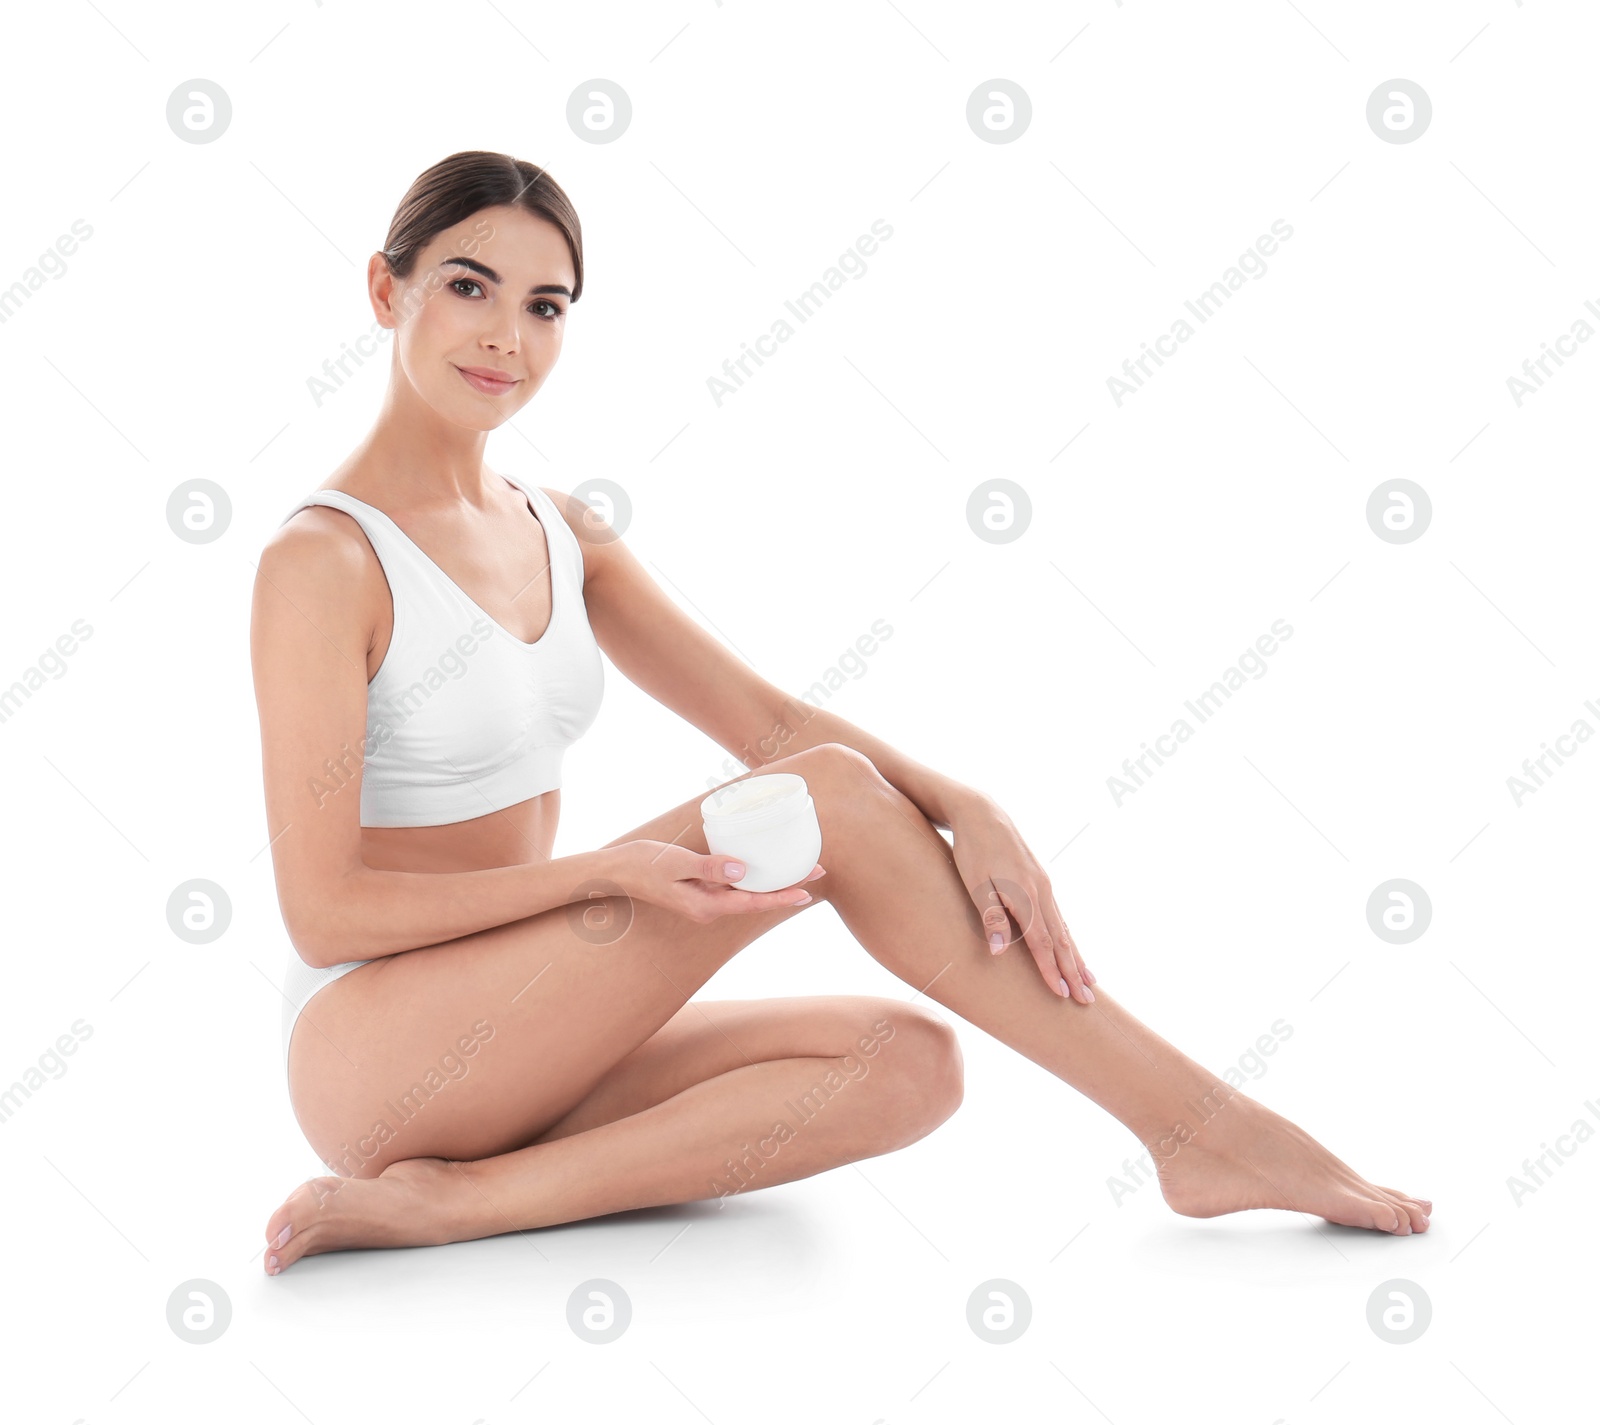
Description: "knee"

(879, 1008), (965, 1130)
(779, 742), (895, 822)
(779, 740), (880, 781)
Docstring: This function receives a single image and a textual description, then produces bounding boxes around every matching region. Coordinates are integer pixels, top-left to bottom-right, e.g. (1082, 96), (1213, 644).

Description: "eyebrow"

(439, 256), (571, 299)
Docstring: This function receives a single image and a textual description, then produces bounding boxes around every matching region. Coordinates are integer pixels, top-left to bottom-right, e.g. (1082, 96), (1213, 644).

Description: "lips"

(454, 364), (520, 395)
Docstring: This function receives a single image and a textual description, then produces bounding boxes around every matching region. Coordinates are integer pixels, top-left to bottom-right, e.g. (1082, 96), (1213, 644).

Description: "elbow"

(283, 902), (344, 970)
(285, 917), (333, 970)
(282, 865), (367, 969)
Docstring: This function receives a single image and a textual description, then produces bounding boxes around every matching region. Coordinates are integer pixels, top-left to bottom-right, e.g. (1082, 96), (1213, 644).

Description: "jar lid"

(701, 773), (810, 831)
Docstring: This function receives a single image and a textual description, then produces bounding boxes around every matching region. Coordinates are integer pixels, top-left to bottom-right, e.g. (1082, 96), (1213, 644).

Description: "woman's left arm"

(770, 702), (1096, 1004)
(557, 496), (1094, 1003)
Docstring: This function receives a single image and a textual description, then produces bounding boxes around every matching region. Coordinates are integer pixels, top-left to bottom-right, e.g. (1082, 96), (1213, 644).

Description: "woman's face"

(374, 204), (575, 430)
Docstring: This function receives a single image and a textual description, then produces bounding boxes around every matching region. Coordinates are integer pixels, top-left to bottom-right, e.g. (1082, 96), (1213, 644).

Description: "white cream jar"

(700, 773), (823, 892)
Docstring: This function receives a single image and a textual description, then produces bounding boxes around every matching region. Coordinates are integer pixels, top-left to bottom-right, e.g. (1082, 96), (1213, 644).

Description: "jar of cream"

(701, 773), (823, 892)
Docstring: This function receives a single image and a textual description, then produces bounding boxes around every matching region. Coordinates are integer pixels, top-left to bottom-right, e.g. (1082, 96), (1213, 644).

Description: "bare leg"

(294, 1051), (961, 1257)
(264, 744), (1429, 1273)
(788, 748), (1432, 1234)
(266, 995), (963, 1270)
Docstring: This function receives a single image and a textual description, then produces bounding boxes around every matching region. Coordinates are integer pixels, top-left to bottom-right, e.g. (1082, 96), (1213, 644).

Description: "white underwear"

(281, 955), (371, 1084)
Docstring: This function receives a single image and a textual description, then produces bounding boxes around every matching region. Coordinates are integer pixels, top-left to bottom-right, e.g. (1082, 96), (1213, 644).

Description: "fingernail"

(725, 862), (745, 879)
(1083, 984), (1096, 1003)
(793, 891), (812, 905)
(989, 933), (1005, 954)
(807, 865), (826, 880)
(1058, 977), (1069, 997)
(274, 1224), (292, 1249)
(269, 1255), (280, 1270)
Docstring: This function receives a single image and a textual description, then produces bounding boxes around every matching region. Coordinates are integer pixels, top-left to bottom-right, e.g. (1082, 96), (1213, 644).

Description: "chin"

(429, 385), (514, 428)
(453, 405), (514, 432)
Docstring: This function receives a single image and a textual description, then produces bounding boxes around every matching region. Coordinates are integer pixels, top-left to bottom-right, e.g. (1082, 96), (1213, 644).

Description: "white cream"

(711, 780), (793, 815)
(701, 773), (823, 893)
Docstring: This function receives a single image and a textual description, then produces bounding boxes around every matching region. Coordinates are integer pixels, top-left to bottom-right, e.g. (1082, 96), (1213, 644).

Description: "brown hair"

(379, 150), (584, 302)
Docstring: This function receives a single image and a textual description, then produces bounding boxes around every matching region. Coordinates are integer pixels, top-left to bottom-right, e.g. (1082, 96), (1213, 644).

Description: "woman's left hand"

(946, 794), (1096, 1003)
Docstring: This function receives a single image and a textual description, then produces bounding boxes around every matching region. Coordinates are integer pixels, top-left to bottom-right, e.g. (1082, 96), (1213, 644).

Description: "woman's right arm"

(250, 510), (809, 969)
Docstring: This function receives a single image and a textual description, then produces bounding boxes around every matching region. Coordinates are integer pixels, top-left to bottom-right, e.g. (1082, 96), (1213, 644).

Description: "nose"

(482, 308), (521, 356)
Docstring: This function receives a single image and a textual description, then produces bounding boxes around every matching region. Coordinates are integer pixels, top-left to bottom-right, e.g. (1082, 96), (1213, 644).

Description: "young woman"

(253, 151), (1430, 1276)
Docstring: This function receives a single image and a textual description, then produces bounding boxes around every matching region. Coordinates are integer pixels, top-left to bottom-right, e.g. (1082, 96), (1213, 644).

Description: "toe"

(1371, 1196), (1409, 1234)
(1375, 1186), (1431, 1232)
(263, 1211), (294, 1274)
(268, 1222), (319, 1274)
(1376, 1189), (1440, 1221)
(263, 1175), (343, 1275)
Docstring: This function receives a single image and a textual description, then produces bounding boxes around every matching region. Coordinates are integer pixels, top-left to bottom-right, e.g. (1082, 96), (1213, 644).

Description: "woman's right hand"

(609, 840), (825, 921)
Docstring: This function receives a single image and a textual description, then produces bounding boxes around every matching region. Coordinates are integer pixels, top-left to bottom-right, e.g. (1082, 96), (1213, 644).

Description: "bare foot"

(1152, 1095), (1433, 1234)
(262, 1157), (479, 1275)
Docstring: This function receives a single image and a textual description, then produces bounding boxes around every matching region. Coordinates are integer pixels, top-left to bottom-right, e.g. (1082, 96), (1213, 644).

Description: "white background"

(2, 1), (1596, 1421)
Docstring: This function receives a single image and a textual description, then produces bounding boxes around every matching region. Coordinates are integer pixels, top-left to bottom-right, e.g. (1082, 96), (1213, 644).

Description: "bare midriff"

(358, 791), (561, 875)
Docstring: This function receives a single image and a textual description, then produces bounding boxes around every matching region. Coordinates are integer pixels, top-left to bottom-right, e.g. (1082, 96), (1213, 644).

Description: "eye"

(449, 278), (563, 320)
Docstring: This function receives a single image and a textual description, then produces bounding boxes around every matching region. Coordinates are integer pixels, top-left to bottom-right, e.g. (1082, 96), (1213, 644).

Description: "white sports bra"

(279, 472), (604, 827)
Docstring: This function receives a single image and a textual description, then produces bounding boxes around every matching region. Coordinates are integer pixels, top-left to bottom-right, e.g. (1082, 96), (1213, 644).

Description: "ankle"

(1139, 1084), (1261, 1164)
(440, 1159), (505, 1240)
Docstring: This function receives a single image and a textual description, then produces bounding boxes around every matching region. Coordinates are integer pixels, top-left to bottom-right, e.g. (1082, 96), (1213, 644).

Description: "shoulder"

(255, 499), (383, 615)
(538, 485), (623, 587)
(263, 499), (373, 571)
